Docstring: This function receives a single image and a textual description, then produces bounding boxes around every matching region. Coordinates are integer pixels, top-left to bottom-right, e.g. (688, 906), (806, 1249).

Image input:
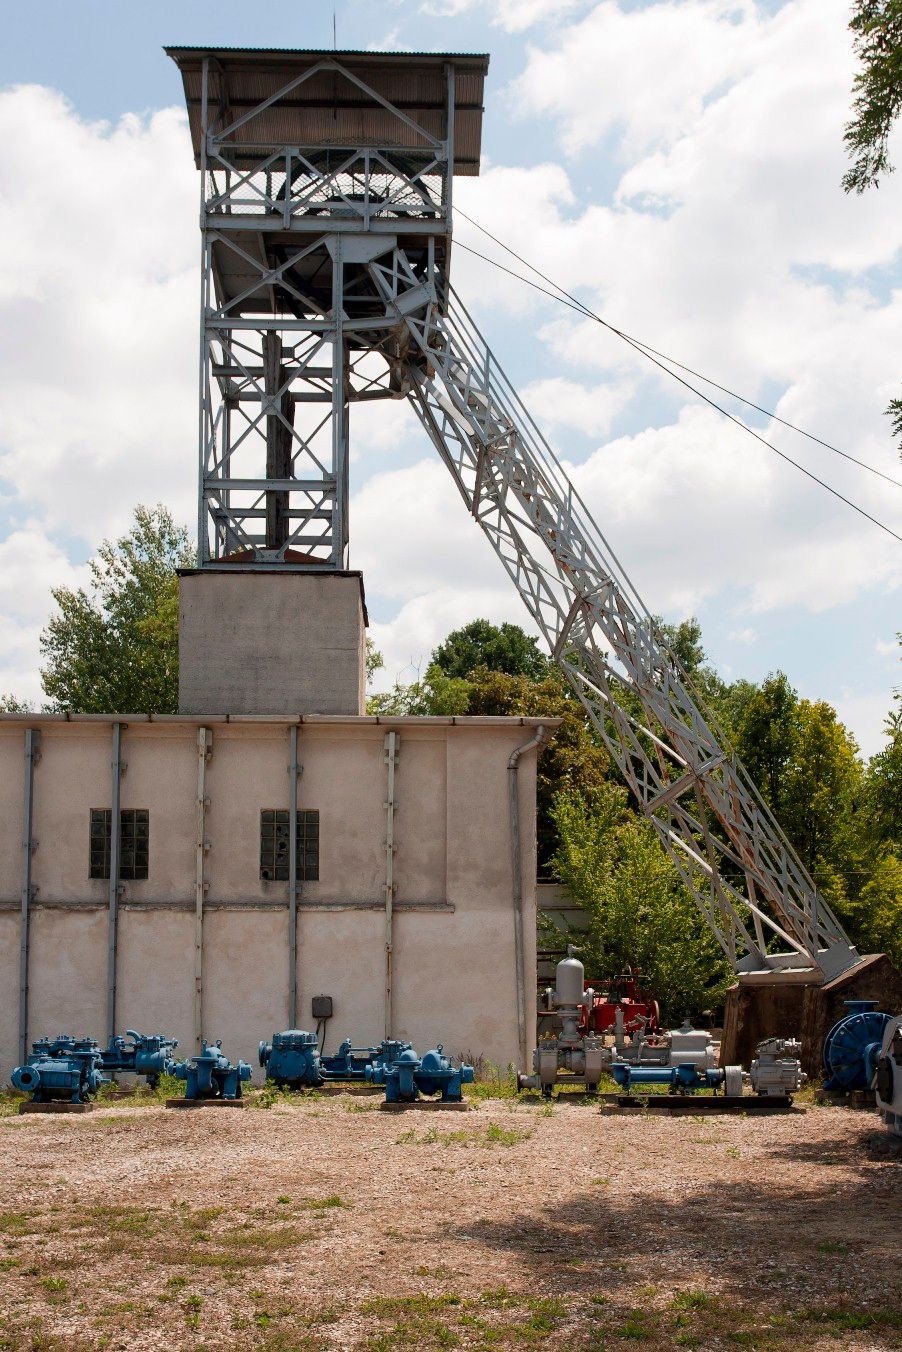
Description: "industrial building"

(0, 48), (556, 1077)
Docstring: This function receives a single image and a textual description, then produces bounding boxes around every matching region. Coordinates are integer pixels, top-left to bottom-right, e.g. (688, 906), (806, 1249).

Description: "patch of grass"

(463, 1060), (519, 1101)
(611, 1311), (651, 1340)
(301, 1195), (346, 1210)
(394, 1123), (533, 1149)
(344, 1098), (380, 1112)
(670, 1291), (714, 1313)
(362, 1294), (462, 1317)
(816, 1240), (847, 1255)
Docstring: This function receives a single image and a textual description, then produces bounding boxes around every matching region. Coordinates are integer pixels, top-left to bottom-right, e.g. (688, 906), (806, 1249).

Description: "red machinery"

(579, 969), (660, 1037)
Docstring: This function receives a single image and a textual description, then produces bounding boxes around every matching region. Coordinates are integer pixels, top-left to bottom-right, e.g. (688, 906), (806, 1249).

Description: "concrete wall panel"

(28, 908), (107, 1040)
(31, 728), (109, 903)
(203, 909), (288, 1072)
(296, 908), (384, 1048)
(117, 908), (195, 1050)
(179, 571), (366, 716)
(0, 732), (22, 898)
(0, 913), (18, 1074)
(119, 729), (197, 901)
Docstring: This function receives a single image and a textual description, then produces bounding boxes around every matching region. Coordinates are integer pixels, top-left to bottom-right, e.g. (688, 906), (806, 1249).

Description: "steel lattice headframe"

(167, 45), (859, 980)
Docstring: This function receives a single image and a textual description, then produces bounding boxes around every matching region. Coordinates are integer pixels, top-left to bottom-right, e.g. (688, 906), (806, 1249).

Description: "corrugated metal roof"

(167, 47), (488, 175)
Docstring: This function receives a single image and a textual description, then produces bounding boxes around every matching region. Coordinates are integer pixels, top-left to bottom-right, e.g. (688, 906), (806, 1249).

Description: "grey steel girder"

(365, 247), (858, 981)
(190, 54), (459, 567)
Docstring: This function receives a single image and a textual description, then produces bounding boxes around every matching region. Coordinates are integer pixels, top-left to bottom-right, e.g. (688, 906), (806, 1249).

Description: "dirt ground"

(0, 1090), (899, 1352)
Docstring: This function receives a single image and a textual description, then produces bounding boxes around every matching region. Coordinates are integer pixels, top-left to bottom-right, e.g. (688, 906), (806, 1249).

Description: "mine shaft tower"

(168, 46), (860, 984)
(169, 46), (485, 567)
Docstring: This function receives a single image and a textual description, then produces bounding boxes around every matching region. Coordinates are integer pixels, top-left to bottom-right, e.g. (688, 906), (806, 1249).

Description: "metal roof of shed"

(166, 46), (490, 175)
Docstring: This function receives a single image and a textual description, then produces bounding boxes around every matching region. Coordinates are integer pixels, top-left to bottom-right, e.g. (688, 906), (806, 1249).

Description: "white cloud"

(0, 529), (90, 704)
(875, 637), (900, 658)
(421, 0), (589, 33)
(0, 85), (197, 547)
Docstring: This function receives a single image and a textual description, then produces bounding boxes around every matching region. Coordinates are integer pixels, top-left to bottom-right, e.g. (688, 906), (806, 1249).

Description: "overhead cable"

(454, 224), (902, 543)
(455, 208), (902, 492)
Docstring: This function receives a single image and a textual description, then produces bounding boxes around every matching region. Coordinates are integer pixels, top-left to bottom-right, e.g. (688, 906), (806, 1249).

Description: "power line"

(455, 207), (902, 492)
(453, 232), (902, 546)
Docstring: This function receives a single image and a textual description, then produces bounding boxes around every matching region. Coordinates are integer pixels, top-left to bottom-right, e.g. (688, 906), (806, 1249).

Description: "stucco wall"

(178, 571), (367, 716)
(0, 716), (547, 1080)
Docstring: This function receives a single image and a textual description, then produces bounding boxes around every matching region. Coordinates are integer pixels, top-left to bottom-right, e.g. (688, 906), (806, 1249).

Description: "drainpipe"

(508, 724), (548, 1070)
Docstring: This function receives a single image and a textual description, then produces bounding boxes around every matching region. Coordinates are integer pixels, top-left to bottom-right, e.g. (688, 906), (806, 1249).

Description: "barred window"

(260, 809), (319, 882)
(90, 809), (150, 881)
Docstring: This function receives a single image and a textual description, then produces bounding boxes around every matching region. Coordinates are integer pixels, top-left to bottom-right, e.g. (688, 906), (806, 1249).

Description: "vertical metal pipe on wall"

(18, 728), (40, 1063)
(288, 723), (300, 1027)
(383, 730), (399, 1040)
(106, 722), (124, 1045)
(194, 727), (213, 1051)
(508, 726), (547, 1069)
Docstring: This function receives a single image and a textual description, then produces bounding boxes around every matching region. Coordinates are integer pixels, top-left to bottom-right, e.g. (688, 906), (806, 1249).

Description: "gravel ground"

(0, 1092), (898, 1351)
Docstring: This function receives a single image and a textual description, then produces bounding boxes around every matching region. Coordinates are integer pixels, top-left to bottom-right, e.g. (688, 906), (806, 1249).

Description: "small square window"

(90, 809), (149, 881)
(260, 809), (319, 882)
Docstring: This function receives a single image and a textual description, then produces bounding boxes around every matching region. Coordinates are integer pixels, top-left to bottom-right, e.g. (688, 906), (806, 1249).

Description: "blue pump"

(258, 1030), (322, 1087)
(171, 1041), (252, 1101)
(367, 1045), (474, 1103)
(12, 1036), (108, 1103)
(100, 1030), (178, 1085)
(822, 1000), (892, 1092)
(611, 1061), (726, 1094)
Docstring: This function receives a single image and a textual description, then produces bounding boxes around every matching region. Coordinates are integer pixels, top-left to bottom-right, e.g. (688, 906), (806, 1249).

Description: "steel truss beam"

(365, 248), (858, 981)
(195, 56), (454, 567)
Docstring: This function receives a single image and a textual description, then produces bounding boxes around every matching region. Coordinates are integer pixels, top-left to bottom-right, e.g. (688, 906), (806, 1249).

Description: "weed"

(670, 1291), (714, 1312)
(301, 1195), (346, 1210)
(817, 1240), (847, 1255)
(277, 1195), (291, 1205)
(166, 1275), (188, 1290)
(591, 1178), (611, 1187)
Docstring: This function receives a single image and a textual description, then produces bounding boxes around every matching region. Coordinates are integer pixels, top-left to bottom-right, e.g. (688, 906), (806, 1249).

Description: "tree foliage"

(431, 618), (550, 681)
(843, 0), (902, 193)
(552, 787), (731, 1023)
(40, 505), (194, 714)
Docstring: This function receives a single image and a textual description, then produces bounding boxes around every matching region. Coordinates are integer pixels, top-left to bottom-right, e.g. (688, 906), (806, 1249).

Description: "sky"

(0, 0), (900, 753)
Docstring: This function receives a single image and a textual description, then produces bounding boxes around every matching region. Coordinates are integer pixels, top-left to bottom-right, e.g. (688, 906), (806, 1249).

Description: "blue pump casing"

(367, 1044), (474, 1103)
(258, 1030), (322, 1087)
(11, 1036), (107, 1103)
(611, 1061), (725, 1094)
(100, 1030), (178, 1084)
(172, 1040), (252, 1100)
(822, 1000), (891, 1092)
(321, 1037), (412, 1081)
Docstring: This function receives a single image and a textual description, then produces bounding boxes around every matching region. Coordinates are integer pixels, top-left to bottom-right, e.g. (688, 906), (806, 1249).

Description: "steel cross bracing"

(191, 54), (459, 567)
(365, 245), (859, 980)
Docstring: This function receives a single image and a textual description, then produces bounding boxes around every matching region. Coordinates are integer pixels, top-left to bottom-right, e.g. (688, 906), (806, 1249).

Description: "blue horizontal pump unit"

(258, 1032), (416, 1088)
(321, 1038), (412, 1082)
(822, 1000), (892, 1092)
(11, 1037), (108, 1104)
(259, 1030), (322, 1088)
(100, 1030), (179, 1085)
(366, 1045), (474, 1103)
(611, 1062), (726, 1094)
(172, 1041), (252, 1101)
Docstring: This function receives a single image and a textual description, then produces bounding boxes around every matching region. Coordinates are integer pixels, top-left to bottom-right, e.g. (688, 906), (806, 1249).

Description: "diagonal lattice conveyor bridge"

(168, 45), (859, 982)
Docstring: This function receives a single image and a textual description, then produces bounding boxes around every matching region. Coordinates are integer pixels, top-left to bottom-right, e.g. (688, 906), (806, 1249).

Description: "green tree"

(734, 673), (799, 814)
(40, 505), (194, 715)
(0, 693), (33, 712)
(780, 699), (863, 900)
(553, 787), (730, 1023)
(843, 0), (902, 193)
(431, 619), (550, 681)
(843, 2), (902, 450)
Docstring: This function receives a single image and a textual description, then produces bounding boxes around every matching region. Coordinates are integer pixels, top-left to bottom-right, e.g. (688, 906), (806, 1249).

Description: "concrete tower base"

(178, 569), (367, 716)
(720, 953), (902, 1077)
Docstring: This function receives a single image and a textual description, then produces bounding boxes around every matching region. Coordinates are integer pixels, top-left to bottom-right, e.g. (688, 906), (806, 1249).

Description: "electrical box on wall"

(312, 995), (333, 1021)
